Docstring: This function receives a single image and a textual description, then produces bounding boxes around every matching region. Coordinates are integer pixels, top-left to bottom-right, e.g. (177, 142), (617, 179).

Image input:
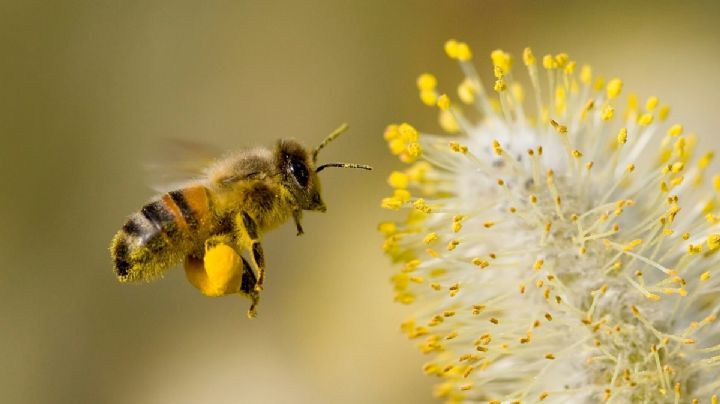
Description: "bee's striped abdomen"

(111, 186), (211, 282)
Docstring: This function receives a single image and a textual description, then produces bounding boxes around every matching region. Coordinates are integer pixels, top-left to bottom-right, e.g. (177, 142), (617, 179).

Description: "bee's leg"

(240, 256), (260, 318)
(235, 212), (266, 292)
(293, 210), (304, 236)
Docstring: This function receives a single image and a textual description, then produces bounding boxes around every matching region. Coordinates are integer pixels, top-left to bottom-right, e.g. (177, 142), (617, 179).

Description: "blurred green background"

(1, 1), (719, 403)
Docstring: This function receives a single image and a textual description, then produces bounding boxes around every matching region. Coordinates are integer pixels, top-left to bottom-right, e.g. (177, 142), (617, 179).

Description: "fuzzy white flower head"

(381, 41), (720, 403)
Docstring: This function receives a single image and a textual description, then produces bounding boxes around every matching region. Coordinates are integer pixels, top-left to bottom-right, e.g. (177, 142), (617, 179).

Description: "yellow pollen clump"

(607, 78), (623, 99)
(707, 234), (720, 250)
(381, 197), (402, 210)
(457, 78), (476, 104)
(437, 94), (451, 111)
(413, 198), (432, 213)
(638, 113), (654, 126)
(523, 47), (536, 66)
(388, 171), (409, 189)
(472, 258), (489, 268)
(423, 232), (439, 245)
(668, 124), (684, 137)
(617, 128), (628, 145)
(646, 96), (659, 111)
(416, 73), (437, 92)
(494, 78), (507, 92)
(601, 104), (615, 121)
(580, 65), (592, 85)
(491, 49), (512, 73)
(419, 90), (437, 106)
(542, 54), (556, 69)
(444, 39), (472, 61)
(439, 109), (460, 134)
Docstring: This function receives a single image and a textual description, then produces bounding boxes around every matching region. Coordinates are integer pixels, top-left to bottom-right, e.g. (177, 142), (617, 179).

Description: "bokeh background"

(2, 1), (720, 403)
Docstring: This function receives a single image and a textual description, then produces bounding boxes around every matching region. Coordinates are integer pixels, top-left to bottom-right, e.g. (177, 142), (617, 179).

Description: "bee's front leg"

(293, 210), (304, 236)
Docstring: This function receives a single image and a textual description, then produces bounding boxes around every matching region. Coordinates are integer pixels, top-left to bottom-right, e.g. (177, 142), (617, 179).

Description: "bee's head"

(276, 139), (326, 212)
(277, 124), (372, 212)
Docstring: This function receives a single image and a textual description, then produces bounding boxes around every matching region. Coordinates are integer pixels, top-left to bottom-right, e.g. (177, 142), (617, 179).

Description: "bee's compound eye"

(290, 158), (309, 187)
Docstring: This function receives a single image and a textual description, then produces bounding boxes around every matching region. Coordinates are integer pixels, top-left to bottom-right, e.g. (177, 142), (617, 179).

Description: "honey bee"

(110, 124), (371, 317)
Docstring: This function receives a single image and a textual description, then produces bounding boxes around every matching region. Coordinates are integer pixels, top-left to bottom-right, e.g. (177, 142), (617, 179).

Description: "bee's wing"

(144, 138), (224, 192)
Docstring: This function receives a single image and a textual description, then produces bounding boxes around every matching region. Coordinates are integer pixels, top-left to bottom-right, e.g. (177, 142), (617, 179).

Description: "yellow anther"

(523, 47), (536, 66)
(493, 65), (505, 79)
(647, 293), (661, 301)
(406, 143), (422, 159)
(606, 78), (623, 99)
(444, 39), (459, 59)
(670, 162), (684, 173)
(511, 82), (525, 102)
(444, 39), (472, 61)
(580, 65), (592, 85)
(645, 96), (659, 111)
(388, 171), (409, 189)
(489, 317), (499, 324)
(545, 353), (556, 360)
(626, 163), (635, 173)
(398, 122), (419, 141)
(533, 259), (544, 271)
(617, 128), (628, 145)
(699, 152), (714, 168)
(624, 239), (642, 251)
(413, 198), (432, 213)
(483, 221), (495, 228)
(403, 259), (421, 273)
(550, 119), (567, 134)
(452, 222), (462, 233)
(449, 141), (468, 154)
(447, 240), (460, 251)
(377, 221), (396, 236)
(659, 106), (670, 121)
(423, 232), (439, 245)
(457, 78), (475, 104)
(439, 109), (460, 134)
(472, 258), (489, 268)
(437, 94), (450, 111)
(494, 78), (507, 92)
(381, 197), (402, 210)
(601, 104), (615, 121)
(564, 60), (576, 75)
(419, 90), (437, 106)
(668, 124), (683, 137)
(490, 49), (512, 72)
(492, 139), (504, 155)
(456, 42), (472, 61)
(638, 113), (653, 126)
(393, 189), (411, 203)
(594, 76), (605, 91)
(542, 54), (556, 69)
(416, 73), (437, 91)
(554, 53), (569, 67)
(707, 234), (720, 250)
(572, 150), (583, 159)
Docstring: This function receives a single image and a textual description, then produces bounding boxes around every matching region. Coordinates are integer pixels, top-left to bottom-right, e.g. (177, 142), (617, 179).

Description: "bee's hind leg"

(240, 256), (260, 318)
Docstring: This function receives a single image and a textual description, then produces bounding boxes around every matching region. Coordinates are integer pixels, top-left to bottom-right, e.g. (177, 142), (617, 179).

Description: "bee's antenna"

(312, 123), (350, 163)
(316, 163), (373, 173)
